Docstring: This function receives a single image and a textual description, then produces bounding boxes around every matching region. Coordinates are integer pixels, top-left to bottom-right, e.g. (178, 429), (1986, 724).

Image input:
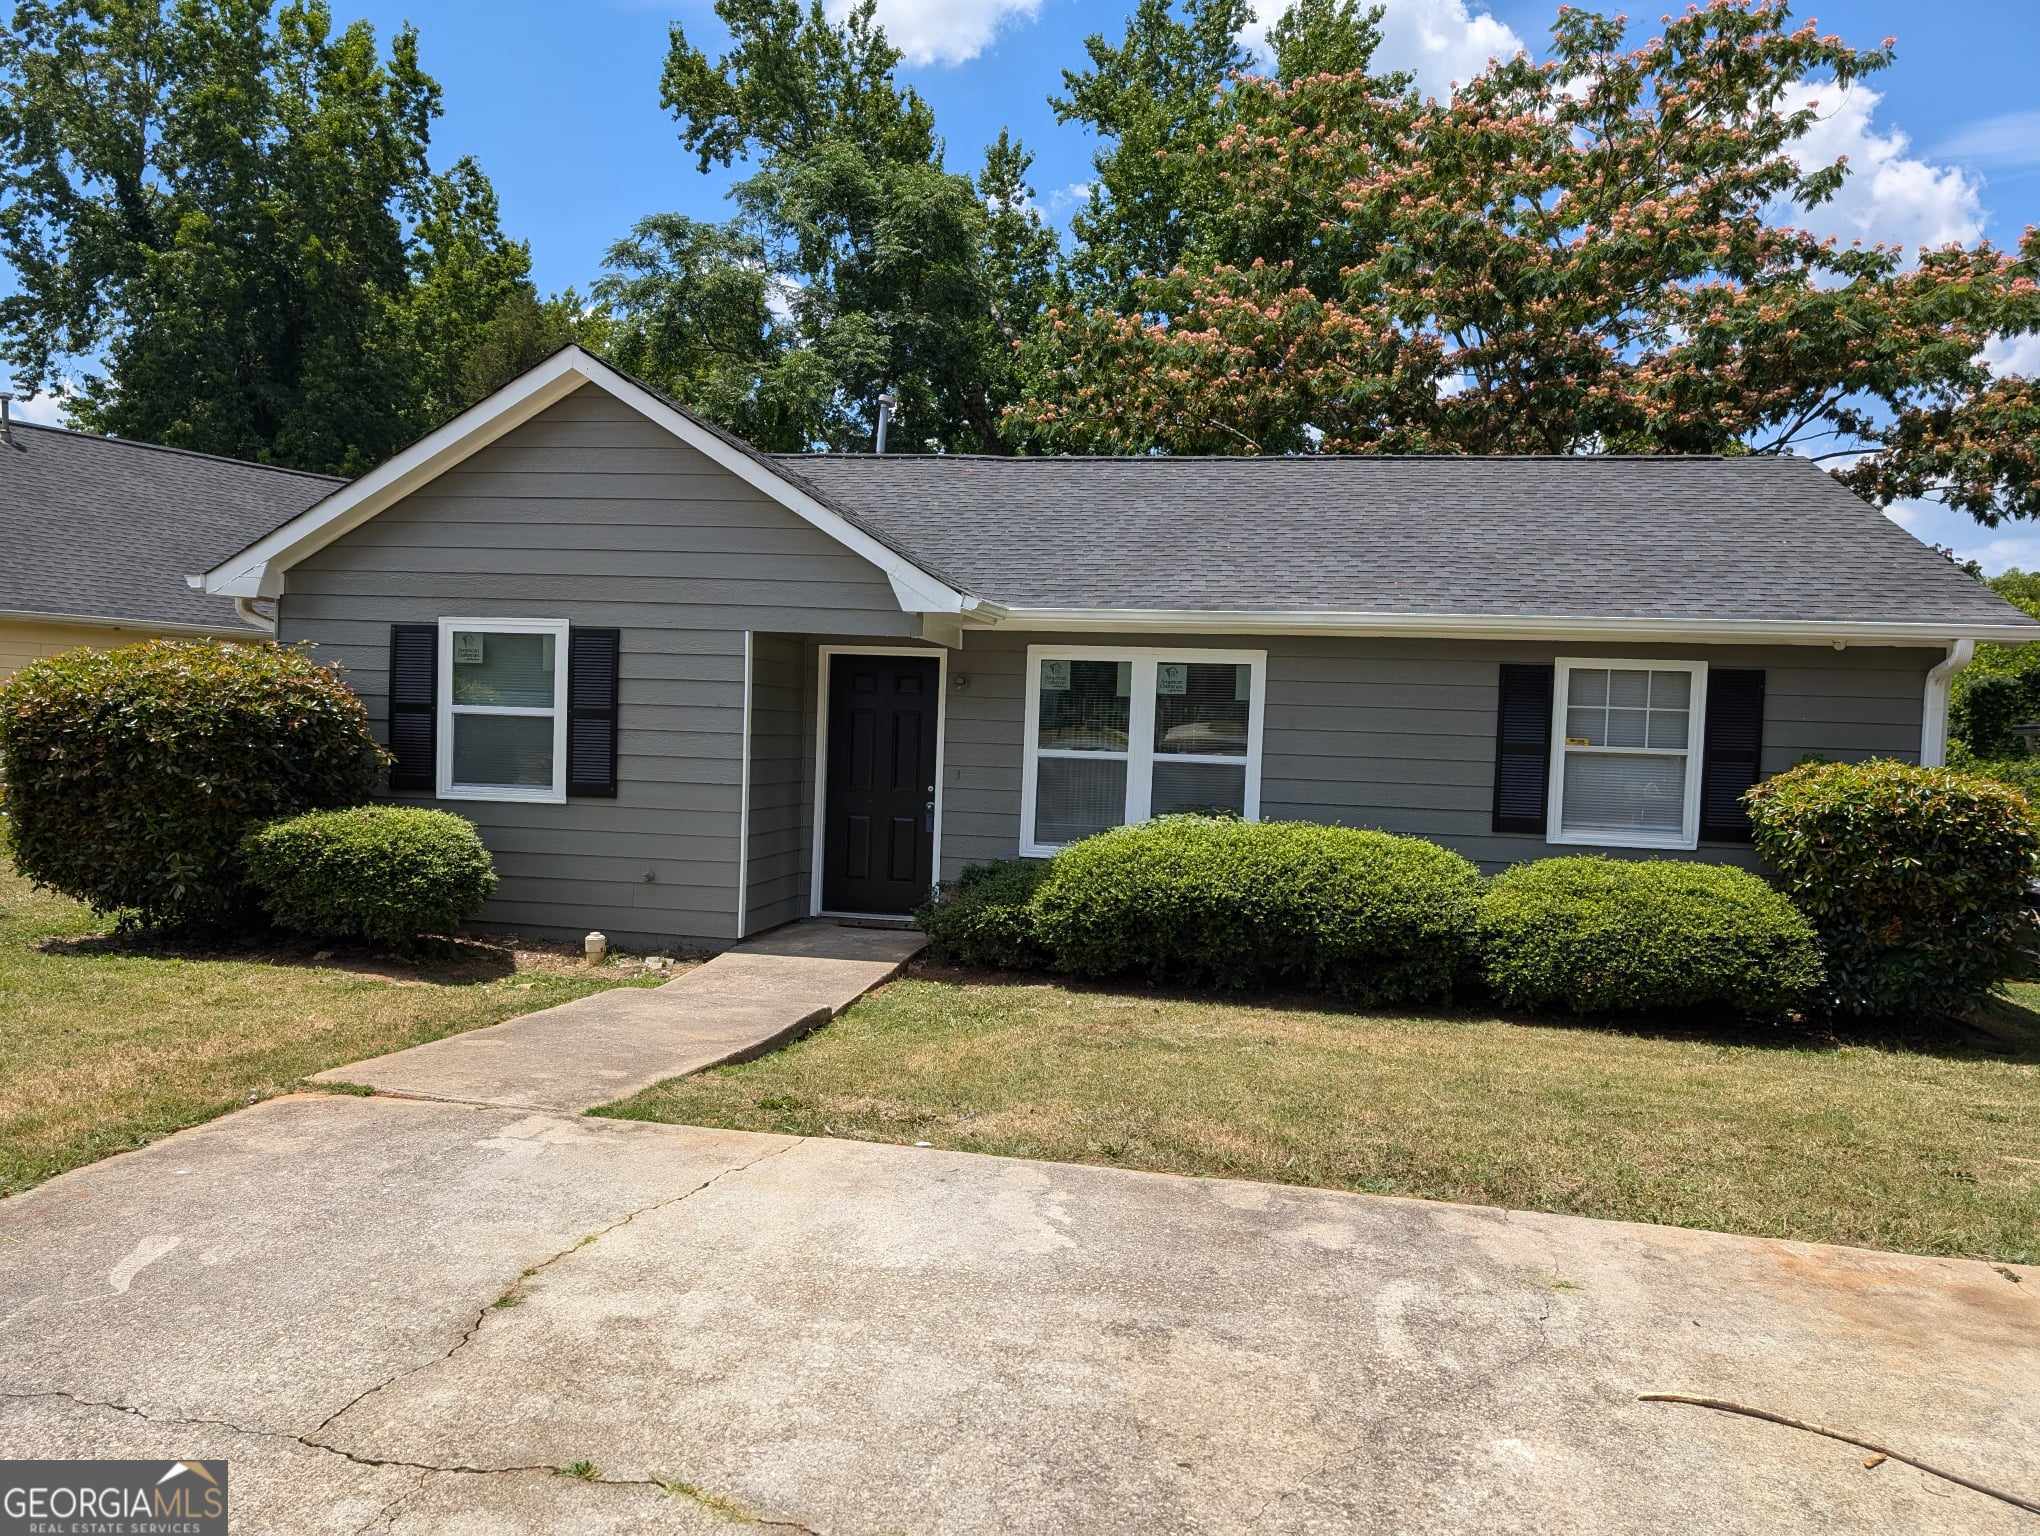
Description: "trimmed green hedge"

(1476, 856), (1824, 1018)
(1745, 760), (2037, 1019)
(916, 859), (1049, 970)
(0, 640), (387, 931)
(1029, 816), (1481, 1003)
(242, 806), (497, 947)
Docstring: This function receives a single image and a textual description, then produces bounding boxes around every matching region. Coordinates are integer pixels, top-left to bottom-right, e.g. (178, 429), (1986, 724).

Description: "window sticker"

(454, 632), (485, 665)
(1040, 659), (1071, 691)
(1156, 662), (1188, 696)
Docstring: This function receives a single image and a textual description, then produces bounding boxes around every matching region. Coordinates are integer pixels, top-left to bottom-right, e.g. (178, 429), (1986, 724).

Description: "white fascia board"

(194, 346), (968, 615)
(967, 605), (2040, 647)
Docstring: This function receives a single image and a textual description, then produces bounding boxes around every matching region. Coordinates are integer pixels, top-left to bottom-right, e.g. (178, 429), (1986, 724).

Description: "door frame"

(808, 643), (949, 919)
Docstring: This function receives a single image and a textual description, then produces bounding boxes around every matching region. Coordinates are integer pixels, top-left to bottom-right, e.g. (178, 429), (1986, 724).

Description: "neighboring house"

(1, 416), (342, 676)
(193, 346), (2040, 948)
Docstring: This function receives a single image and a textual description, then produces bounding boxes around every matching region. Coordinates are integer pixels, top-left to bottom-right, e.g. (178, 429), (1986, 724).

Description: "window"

(1020, 647), (1265, 856)
(1547, 658), (1707, 849)
(436, 618), (570, 803)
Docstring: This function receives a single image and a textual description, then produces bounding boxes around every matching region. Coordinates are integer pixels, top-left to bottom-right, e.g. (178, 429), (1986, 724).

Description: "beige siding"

(278, 385), (920, 949)
(0, 618), (243, 680)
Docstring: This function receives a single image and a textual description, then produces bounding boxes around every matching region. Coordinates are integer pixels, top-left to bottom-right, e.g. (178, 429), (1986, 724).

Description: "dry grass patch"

(603, 969), (2040, 1264)
(0, 852), (668, 1195)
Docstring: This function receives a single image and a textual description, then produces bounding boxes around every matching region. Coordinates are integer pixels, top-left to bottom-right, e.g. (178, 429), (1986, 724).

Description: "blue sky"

(7, 0), (2040, 564)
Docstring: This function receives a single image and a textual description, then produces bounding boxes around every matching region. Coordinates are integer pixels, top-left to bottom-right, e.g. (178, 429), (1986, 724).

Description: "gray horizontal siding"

(745, 633), (810, 935)
(278, 384), (919, 945)
(933, 631), (1939, 880)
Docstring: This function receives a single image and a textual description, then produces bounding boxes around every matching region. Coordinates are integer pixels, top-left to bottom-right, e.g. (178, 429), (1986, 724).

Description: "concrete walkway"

(3, 1095), (2034, 1536)
(311, 920), (926, 1113)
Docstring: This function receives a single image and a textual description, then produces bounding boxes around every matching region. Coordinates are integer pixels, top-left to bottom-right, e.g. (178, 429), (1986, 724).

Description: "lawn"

(603, 969), (2040, 1265)
(0, 853), (662, 1196)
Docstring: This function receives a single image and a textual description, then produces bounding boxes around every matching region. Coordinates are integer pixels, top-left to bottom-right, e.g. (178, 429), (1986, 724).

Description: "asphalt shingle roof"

(3, 423), (342, 631)
(771, 451), (2038, 630)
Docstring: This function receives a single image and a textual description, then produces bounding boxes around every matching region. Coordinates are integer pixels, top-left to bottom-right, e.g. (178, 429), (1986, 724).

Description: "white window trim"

(1547, 657), (1708, 851)
(1019, 645), (1267, 859)
(435, 617), (570, 805)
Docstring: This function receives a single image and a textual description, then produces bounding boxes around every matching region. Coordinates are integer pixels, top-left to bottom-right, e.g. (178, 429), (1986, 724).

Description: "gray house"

(193, 347), (2040, 949)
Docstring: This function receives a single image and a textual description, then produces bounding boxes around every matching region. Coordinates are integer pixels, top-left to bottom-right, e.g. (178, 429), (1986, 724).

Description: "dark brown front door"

(822, 653), (939, 914)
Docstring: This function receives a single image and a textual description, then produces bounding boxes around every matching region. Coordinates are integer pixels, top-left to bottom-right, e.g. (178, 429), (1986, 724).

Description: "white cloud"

(1982, 332), (2040, 378)
(1779, 82), (1984, 254)
(1243, 0), (1525, 102)
(830, 0), (1040, 67)
(1933, 109), (2040, 170)
(1, 382), (72, 428)
(1951, 533), (2040, 576)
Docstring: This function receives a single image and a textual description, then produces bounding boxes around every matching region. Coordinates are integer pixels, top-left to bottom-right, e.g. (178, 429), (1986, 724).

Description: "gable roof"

(195, 346), (969, 615)
(3, 423), (342, 632)
(781, 452), (2040, 642)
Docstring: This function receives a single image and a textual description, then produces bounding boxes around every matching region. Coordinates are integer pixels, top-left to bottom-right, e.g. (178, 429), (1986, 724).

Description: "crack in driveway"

(1, 1134), (819, 1531)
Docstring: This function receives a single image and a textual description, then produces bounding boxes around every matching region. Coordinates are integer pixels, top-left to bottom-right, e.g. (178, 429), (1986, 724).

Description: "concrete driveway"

(1, 1093), (2034, 1535)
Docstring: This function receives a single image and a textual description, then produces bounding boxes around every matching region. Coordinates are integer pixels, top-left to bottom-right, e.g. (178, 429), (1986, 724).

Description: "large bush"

(1745, 760), (2038, 1019)
(243, 806), (497, 946)
(1029, 817), (1481, 1003)
(916, 859), (1049, 970)
(1476, 857), (1823, 1019)
(0, 640), (387, 930)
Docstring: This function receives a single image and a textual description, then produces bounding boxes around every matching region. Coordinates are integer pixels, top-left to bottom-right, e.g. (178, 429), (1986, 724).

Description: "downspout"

(1919, 639), (1976, 768)
(234, 597), (277, 636)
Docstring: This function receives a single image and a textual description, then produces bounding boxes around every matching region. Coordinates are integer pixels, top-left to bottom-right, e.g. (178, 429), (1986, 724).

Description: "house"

(0, 411), (341, 677)
(192, 346), (2040, 949)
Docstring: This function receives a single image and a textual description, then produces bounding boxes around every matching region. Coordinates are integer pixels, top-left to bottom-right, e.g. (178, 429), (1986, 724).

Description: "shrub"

(1476, 857), (1823, 1019)
(1745, 760), (2038, 1019)
(1948, 750), (2040, 803)
(0, 640), (388, 930)
(243, 806), (497, 946)
(916, 859), (1049, 969)
(1029, 816), (1481, 1003)
(1950, 671), (2040, 759)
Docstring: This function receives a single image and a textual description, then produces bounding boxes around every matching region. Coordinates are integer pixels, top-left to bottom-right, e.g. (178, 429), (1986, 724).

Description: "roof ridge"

(9, 421), (350, 482)
(768, 451), (1764, 464)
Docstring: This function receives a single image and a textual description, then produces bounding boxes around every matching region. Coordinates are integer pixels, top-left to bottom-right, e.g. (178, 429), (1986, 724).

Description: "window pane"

(1650, 670), (1692, 708)
(1606, 707), (1648, 747)
(452, 630), (556, 708)
(453, 713), (554, 788)
(1647, 709), (1690, 749)
(1035, 756), (1128, 846)
(1570, 668), (1608, 706)
(1038, 659), (1129, 752)
(1607, 668), (1650, 708)
(1561, 754), (1685, 836)
(1155, 662), (1250, 756)
(1565, 706), (1606, 747)
(1152, 761), (1246, 818)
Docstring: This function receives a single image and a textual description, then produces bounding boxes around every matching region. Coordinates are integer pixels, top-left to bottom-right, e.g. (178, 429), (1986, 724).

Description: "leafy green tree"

(644, 0), (1057, 452)
(1013, 0), (2040, 530)
(0, 0), (548, 472)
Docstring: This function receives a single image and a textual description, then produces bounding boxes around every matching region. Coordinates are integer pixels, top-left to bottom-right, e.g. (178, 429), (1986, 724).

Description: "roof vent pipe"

(0, 393), (24, 452)
(874, 391), (898, 454)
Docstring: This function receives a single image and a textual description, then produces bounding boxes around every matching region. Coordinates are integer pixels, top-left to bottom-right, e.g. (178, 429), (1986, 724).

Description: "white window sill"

(437, 784), (567, 805)
(1548, 829), (1698, 852)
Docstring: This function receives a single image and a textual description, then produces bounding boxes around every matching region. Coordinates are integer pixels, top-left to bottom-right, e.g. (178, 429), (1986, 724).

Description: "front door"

(822, 653), (939, 914)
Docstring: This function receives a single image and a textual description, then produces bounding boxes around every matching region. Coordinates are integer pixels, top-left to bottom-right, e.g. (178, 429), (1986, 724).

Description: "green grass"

(0, 853), (661, 1196)
(603, 970), (2040, 1265)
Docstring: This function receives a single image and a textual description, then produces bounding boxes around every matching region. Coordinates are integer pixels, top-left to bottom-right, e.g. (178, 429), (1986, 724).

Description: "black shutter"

(1700, 669), (1766, 843)
(567, 627), (621, 797)
(1492, 663), (1555, 834)
(387, 624), (437, 792)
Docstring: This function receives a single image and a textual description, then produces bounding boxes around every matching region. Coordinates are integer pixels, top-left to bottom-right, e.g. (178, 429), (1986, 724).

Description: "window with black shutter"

(1492, 663), (1555, 834)
(1699, 669), (1766, 842)
(567, 628), (621, 797)
(387, 624), (438, 792)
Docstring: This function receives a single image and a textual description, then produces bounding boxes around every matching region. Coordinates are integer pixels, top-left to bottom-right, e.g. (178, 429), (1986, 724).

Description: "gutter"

(1919, 639), (1977, 768)
(963, 604), (2040, 648)
(233, 597), (276, 635)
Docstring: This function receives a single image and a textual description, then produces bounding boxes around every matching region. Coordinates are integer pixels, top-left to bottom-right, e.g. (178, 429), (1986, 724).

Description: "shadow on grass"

(35, 928), (526, 987)
(909, 961), (2040, 1066)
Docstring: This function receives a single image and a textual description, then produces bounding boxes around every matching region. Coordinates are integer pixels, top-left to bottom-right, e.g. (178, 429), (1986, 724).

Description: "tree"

(641, 0), (1058, 452)
(0, 0), (548, 472)
(1011, 0), (2040, 529)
